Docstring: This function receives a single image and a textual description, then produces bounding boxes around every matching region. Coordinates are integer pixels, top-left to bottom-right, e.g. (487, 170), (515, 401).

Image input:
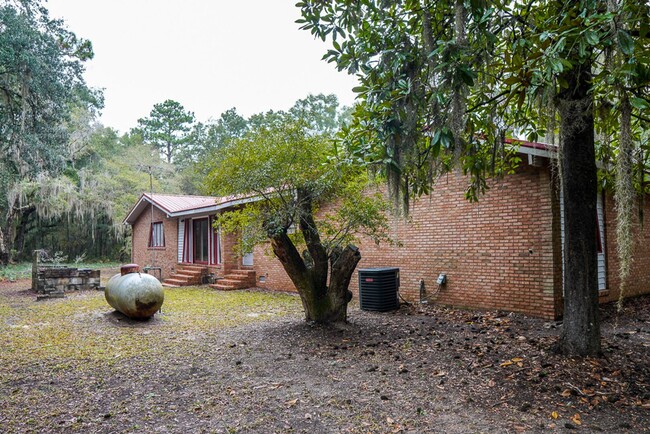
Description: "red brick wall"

(254, 243), (298, 292)
(131, 205), (178, 279)
(601, 194), (650, 303)
(221, 231), (241, 274)
(130, 209), (244, 280)
(127, 170), (650, 318)
(253, 162), (559, 319)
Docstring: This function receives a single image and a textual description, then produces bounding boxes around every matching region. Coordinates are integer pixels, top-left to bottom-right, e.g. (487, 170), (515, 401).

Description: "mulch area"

(0, 276), (648, 433)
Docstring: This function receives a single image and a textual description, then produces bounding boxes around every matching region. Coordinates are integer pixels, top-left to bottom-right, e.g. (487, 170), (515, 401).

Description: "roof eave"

(168, 195), (263, 219)
(123, 194), (152, 225)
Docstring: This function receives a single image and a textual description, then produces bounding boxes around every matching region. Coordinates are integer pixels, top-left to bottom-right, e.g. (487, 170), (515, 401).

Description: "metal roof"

(123, 192), (260, 225)
(143, 194), (219, 214)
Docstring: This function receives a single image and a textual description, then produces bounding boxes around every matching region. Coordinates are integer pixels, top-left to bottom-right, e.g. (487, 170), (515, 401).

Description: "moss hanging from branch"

(615, 96), (634, 311)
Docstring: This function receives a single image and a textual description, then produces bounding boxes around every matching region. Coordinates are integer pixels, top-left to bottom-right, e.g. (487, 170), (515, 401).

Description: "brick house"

(125, 143), (650, 319)
(125, 194), (259, 290)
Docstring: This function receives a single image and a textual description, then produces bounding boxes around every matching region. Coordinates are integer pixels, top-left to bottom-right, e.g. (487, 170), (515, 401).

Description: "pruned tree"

(298, 0), (649, 355)
(207, 120), (391, 323)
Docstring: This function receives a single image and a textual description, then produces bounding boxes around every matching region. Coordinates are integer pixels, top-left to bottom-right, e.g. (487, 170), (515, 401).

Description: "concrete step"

(163, 278), (192, 286)
(178, 265), (208, 272)
(209, 283), (238, 291)
(174, 274), (200, 281)
(231, 269), (256, 276)
(170, 274), (193, 282)
(176, 268), (202, 276)
(176, 270), (203, 276)
(223, 273), (252, 279)
(218, 278), (248, 286)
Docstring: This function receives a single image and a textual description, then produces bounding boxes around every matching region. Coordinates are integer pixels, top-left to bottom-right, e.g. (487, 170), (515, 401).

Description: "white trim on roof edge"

(124, 194), (263, 225)
(166, 195), (262, 218)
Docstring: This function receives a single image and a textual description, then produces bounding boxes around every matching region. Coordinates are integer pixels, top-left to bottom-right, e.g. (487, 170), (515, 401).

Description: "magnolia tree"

(207, 120), (391, 323)
(298, 0), (649, 355)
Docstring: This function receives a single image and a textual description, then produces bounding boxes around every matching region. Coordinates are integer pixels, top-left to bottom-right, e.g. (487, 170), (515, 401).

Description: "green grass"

(0, 285), (301, 366)
(0, 261), (121, 281)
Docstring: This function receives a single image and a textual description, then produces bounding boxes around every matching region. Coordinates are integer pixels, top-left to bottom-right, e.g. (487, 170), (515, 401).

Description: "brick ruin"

(31, 251), (101, 300)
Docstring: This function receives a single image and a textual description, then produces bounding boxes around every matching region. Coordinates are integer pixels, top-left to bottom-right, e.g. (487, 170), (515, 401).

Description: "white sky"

(46, 0), (359, 133)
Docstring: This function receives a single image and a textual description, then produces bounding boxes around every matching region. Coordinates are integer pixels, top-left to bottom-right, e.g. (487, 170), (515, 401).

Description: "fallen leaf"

(551, 411), (559, 419)
(386, 416), (394, 424)
(285, 398), (298, 408)
(500, 360), (513, 367)
(511, 357), (523, 362)
(560, 389), (572, 397)
(571, 413), (582, 425)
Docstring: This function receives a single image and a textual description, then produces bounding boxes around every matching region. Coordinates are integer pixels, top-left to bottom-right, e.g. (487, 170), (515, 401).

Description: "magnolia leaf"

(630, 97), (649, 110)
(584, 30), (599, 46)
(618, 30), (635, 55)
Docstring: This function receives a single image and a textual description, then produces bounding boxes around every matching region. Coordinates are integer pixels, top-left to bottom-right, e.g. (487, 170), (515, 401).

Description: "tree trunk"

(0, 227), (10, 265)
(14, 207), (35, 261)
(557, 60), (601, 356)
(269, 232), (360, 324)
(0, 202), (20, 265)
(325, 245), (361, 322)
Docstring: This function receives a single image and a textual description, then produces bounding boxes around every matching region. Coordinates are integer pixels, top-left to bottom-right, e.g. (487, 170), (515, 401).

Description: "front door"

(193, 218), (209, 264)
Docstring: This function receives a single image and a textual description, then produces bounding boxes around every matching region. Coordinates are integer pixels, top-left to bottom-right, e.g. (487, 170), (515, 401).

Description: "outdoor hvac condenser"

(358, 267), (400, 312)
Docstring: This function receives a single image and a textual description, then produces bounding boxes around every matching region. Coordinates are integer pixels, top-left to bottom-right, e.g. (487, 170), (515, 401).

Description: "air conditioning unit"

(358, 267), (400, 312)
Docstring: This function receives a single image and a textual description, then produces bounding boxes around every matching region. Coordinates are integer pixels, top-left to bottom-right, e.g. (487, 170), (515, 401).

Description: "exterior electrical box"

(358, 267), (400, 312)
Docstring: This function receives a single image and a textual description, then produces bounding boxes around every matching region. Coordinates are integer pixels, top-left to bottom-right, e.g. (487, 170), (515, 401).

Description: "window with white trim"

(149, 222), (165, 247)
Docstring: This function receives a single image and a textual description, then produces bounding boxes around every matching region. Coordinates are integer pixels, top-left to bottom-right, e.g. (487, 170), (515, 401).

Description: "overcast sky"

(46, 0), (359, 133)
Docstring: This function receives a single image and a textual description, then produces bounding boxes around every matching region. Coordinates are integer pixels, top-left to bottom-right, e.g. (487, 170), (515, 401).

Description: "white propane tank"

(105, 264), (164, 319)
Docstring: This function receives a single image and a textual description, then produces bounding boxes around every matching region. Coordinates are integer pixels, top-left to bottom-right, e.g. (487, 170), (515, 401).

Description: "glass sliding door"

(193, 218), (209, 264)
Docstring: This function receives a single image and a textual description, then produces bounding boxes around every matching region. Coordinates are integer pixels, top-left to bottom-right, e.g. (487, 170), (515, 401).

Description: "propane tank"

(105, 264), (164, 319)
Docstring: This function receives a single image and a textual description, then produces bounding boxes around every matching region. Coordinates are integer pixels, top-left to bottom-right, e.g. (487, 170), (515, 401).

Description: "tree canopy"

(298, 0), (649, 355)
(0, 0), (101, 264)
(136, 99), (195, 164)
(207, 113), (390, 323)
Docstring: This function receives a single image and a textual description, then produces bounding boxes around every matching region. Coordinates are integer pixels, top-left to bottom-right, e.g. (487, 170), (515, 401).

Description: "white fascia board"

(124, 195), (159, 225)
(516, 146), (554, 159)
(166, 195), (264, 219)
(513, 143), (612, 170)
(507, 143), (555, 159)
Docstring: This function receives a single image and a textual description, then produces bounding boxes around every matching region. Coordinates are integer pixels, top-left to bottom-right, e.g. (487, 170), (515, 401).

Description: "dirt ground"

(0, 274), (648, 433)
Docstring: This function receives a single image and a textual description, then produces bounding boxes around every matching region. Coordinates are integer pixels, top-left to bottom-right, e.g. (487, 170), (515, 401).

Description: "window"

(149, 222), (165, 247)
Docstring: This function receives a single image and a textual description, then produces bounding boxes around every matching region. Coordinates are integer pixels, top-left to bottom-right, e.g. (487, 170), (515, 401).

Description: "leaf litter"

(0, 276), (648, 433)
